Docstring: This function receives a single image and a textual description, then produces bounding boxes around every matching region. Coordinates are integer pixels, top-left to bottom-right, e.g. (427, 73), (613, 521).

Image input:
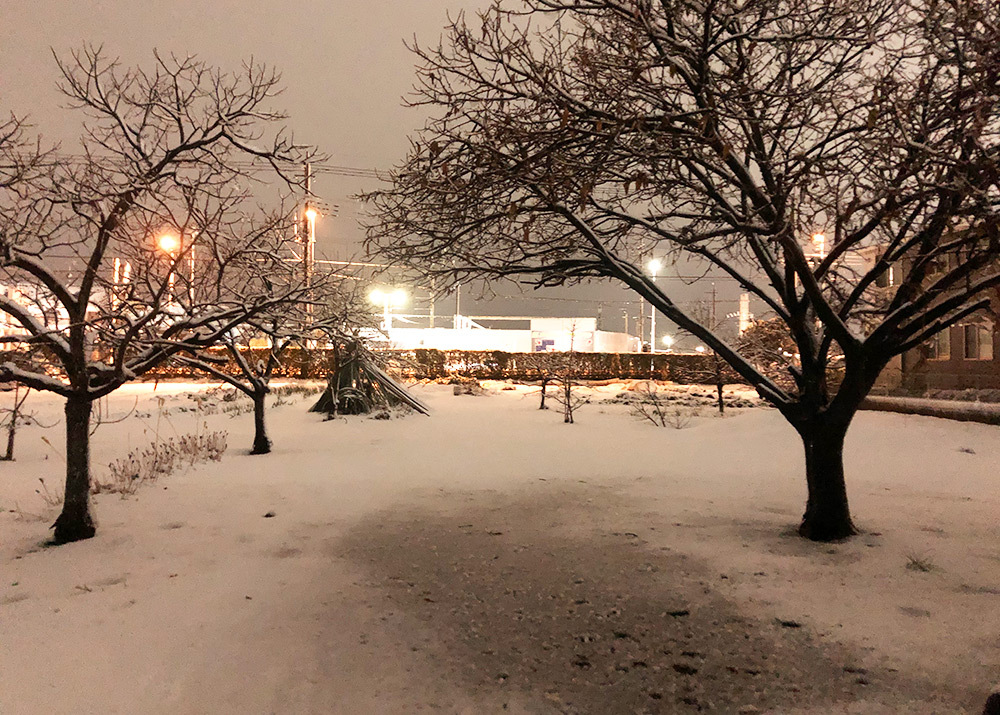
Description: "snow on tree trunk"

(250, 391), (271, 455)
(52, 395), (96, 544)
(797, 418), (856, 542)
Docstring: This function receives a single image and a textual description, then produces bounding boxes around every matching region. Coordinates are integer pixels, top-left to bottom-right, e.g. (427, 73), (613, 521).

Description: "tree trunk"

(563, 379), (574, 424)
(3, 422), (14, 460)
(539, 377), (549, 409)
(797, 419), (857, 541)
(250, 390), (271, 455)
(713, 355), (725, 415)
(52, 395), (96, 544)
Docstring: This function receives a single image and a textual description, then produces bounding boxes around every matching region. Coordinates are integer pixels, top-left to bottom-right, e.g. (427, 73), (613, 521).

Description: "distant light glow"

(662, 335), (674, 347)
(369, 288), (408, 307)
(305, 208), (318, 221)
(158, 233), (180, 253)
(647, 258), (663, 276)
(695, 345), (706, 353)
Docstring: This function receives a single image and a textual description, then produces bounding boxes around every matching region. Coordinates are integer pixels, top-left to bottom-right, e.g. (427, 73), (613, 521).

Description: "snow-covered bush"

(93, 431), (228, 497)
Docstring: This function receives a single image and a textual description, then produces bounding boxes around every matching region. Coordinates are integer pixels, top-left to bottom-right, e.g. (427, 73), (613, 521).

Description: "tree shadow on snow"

(336, 484), (967, 713)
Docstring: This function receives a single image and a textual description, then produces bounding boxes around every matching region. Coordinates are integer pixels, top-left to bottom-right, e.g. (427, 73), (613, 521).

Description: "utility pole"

(638, 299), (645, 347)
(301, 163), (315, 288)
(300, 163), (317, 348)
(429, 278), (436, 329)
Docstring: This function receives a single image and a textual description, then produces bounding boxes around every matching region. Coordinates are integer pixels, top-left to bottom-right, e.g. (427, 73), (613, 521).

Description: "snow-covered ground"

(1, 381), (998, 713)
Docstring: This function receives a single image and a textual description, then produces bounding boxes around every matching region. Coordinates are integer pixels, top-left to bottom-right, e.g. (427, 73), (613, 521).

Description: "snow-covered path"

(1, 382), (998, 712)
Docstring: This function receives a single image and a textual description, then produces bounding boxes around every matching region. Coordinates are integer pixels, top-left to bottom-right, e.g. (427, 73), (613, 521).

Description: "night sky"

(1, 0), (744, 343)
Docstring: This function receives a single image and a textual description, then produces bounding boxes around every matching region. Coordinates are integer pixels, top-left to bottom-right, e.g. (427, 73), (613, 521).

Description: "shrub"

(93, 430), (228, 496)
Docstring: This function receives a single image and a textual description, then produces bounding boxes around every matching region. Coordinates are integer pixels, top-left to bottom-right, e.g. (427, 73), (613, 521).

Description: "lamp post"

(811, 232), (826, 260)
(157, 232), (180, 306)
(647, 258), (662, 352)
(370, 288), (407, 331)
(158, 231), (197, 304)
(111, 257), (132, 310)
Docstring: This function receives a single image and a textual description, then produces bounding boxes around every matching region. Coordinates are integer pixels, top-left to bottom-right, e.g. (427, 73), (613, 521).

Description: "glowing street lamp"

(157, 231), (197, 304)
(647, 258), (662, 352)
(157, 232), (180, 302)
(661, 334), (674, 353)
(811, 231), (826, 260)
(370, 288), (407, 331)
(157, 233), (180, 254)
(695, 345), (706, 354)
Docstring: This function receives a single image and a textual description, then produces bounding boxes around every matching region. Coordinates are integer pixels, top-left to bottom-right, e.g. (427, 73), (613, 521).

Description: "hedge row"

(2, 347), (747, 385)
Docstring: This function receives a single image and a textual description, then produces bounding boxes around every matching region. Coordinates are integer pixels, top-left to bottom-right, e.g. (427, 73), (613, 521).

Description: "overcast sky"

(0, 0), (742, 341)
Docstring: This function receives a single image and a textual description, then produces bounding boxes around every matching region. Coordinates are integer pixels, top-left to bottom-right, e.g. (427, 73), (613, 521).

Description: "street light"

(695, 345), (706, 354)
(811, 232), (826, 260)
(157, 233), (180, 253)
(647, 258), (662, 352)
(370, 288), (407, 331)
(157, 232), (180, 303)
(661, 334), (674, 352)
(157, 231), (196, 304)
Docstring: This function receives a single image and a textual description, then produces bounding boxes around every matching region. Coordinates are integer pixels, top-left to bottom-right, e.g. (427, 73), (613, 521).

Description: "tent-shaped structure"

(310, 342), (429, 417)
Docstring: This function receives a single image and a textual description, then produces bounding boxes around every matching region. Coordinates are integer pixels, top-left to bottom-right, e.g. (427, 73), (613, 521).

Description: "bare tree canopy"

(366, 0), (1000, 540)
(0, 47), (320, 543)
(175, 278), (370, 456)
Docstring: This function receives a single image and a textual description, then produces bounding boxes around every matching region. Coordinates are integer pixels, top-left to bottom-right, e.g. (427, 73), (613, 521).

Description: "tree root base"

(797, 518), (858, 542)
(51, 514), (97, 545)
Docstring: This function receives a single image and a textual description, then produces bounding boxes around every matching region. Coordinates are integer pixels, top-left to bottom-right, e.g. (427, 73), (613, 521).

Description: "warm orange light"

(158, 233), (180, 253)
(305, 208), (318, 221)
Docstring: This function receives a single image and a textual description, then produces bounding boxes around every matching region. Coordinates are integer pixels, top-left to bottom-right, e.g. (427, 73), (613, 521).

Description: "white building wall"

(594, 331), (642, 353)
(387, 327), (533, 352)
(385, 324), (639, 353)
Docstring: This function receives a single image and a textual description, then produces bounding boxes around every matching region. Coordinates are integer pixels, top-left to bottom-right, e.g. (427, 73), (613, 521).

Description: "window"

(926, 256), (947, 277)
(962, 322), (994, 360)
(927, 328), (950, 360)
(875, 266), (895, 288)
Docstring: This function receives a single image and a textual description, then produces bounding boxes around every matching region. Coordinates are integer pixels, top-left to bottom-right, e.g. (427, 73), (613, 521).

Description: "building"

(381, 316), (641, 353)
(853, 248), (1000, 392)
(900, 303), (999, 391)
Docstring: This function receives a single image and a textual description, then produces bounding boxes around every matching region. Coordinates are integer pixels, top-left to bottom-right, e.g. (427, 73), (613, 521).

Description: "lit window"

(875, 266), (894, 288)
(927, 328), (950, 360)
(962, 322), (994, 360)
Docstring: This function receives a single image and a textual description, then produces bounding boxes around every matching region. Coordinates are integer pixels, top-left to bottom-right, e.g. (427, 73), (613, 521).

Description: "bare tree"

(680, 298), (736, 415)
(0, 48), (319, 543)
(0, 384), (39, 461)
(366, 0), (1000, 540)
(517, 351), (559, 408)
(175, 280), (366, 455)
